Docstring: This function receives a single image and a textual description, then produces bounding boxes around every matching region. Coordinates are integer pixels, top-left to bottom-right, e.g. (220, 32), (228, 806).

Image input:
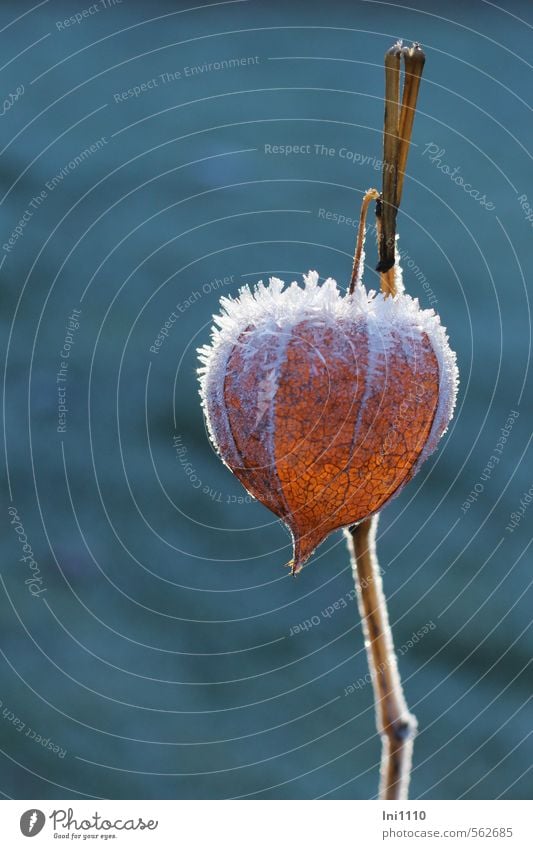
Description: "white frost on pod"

(198, 270), (458, 468)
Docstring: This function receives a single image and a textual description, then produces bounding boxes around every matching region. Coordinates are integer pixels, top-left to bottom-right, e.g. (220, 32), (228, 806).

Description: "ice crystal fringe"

(197, 271), (459, 475)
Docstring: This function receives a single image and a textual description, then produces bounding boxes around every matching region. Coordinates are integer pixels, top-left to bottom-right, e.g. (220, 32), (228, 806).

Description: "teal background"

(1, 0), (531, 799)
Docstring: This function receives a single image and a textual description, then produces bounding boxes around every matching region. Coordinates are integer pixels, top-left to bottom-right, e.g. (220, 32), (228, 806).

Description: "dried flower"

(197, 270), (458, 573)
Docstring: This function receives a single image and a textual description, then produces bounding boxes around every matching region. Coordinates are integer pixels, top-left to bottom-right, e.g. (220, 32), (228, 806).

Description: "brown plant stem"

(376, 199), (397, 297)
(378, 42), (402, 278)
(346, 516), (417, 800)
(345, 40), (426, 800)
(378, 41), (426, 293)
(396, 43), (426, 207)
(349, 187), (380, 295)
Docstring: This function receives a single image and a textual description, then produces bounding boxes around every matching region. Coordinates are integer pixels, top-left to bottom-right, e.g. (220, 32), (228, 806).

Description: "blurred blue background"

(1, 0), (531, 800)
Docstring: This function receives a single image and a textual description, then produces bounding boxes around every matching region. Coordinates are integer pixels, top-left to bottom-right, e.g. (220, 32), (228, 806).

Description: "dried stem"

(378, 42), (402, 278)
(375, 200), (397, 297)
(378, 41), (426, 294)
(346, 517), (417, 800)
(345, 40), (426, 800)
(396, 43), (426, 207)
(351, 43), (425, 299)
(349, 188), (380, 295)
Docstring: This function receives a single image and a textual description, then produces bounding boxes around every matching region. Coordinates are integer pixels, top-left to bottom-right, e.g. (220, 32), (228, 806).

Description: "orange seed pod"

(198, 271), (458, 573)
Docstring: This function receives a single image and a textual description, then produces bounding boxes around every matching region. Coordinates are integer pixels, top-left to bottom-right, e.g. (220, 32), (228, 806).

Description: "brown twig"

(346, 517), (417, 800)
(396, 43), (426, 208)
(378, 42), (402, 280)
(349, 187), (380, 295)
(345, 40), (426, 800)
(378, 41), (426, 296)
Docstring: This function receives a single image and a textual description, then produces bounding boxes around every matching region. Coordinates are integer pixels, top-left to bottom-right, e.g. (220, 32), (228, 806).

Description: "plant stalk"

(345, 41), (426, 799)
(349, 187), (380, 295)
(346, 516), (417, 800)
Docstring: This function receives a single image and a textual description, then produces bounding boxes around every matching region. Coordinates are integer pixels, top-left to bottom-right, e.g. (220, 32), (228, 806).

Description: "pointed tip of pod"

(287, 556), (307, 577)
(286, 526), (330, 575)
